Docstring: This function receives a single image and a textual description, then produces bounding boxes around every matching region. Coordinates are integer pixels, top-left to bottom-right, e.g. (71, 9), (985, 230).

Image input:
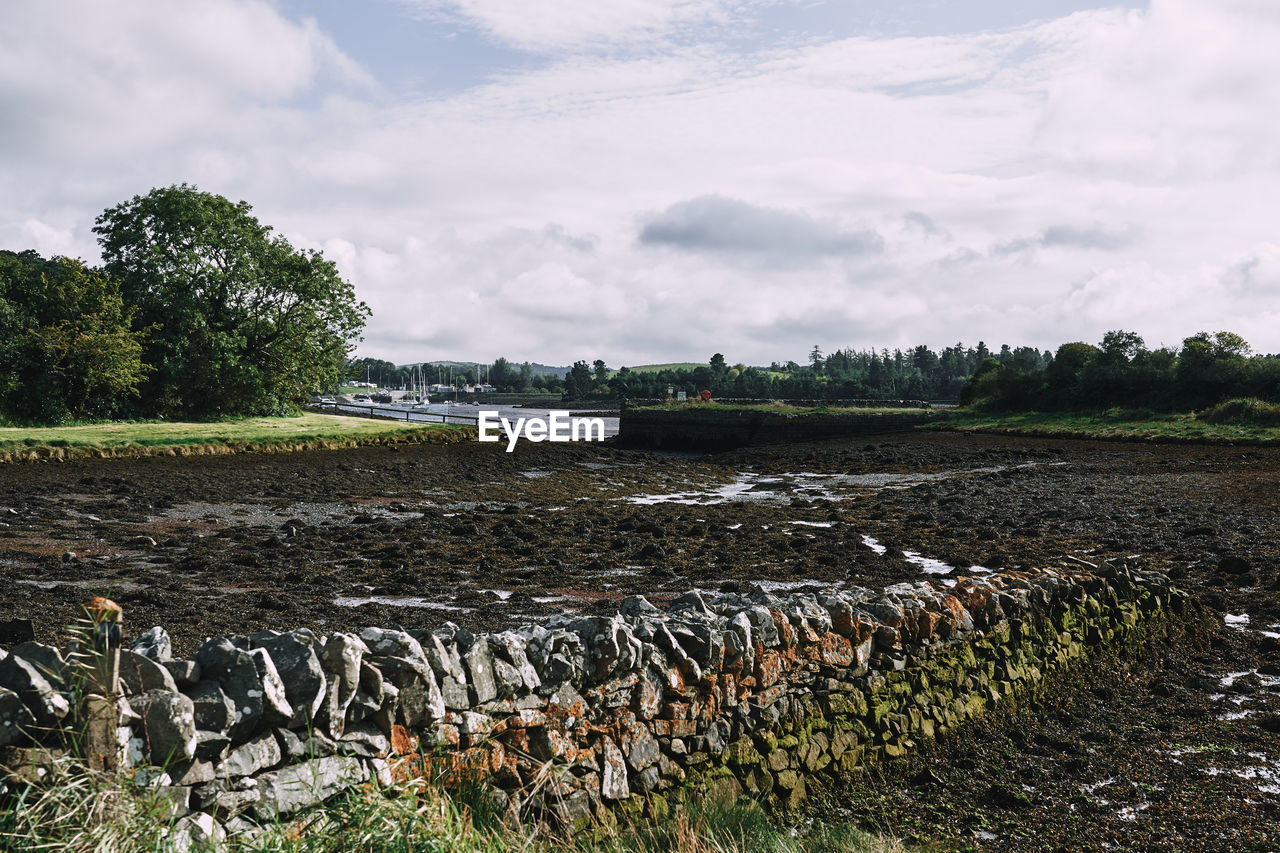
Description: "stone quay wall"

(617, 407), (951, 451)
(0, 563), (1184, 844)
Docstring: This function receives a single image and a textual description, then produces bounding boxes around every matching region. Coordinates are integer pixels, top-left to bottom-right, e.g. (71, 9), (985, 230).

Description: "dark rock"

(188, 680), (237, 734)
(0, 619), (35, 646)
(195, 731), (231, 762)
(275, 726), (337, 762)
(0, 686), (37, 747)
(1219, 554), (1251, 575)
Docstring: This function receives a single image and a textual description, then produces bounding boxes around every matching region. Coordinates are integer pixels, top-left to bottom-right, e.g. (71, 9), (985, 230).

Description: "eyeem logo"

(478, 410), (606, 452)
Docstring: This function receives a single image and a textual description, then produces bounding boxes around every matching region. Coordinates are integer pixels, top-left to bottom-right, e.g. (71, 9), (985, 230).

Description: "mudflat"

(2, 431), (1278, 850)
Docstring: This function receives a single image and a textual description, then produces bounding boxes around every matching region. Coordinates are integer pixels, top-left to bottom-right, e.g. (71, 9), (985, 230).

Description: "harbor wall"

(618, 407), (950, 450)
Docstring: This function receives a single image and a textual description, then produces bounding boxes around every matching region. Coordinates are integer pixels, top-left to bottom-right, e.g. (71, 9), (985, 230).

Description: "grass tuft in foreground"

(2, 757), (907, 853)
(0, 758), (179, 852)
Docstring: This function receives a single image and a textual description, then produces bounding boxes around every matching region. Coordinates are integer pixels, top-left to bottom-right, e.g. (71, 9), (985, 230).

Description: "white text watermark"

(478, 410), (606, 452)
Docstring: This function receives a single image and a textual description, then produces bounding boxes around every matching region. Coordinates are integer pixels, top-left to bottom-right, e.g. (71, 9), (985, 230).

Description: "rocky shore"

(2, 431), (1279, 849)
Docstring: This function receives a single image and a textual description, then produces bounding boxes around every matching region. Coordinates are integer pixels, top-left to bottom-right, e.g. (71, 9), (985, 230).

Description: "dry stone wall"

(0, 563), (1184, 845)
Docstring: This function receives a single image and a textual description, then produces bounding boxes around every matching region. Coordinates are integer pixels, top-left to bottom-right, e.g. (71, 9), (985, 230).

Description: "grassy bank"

(3, 758), (906, 853)
(940, 407), (1280, 444)
(636, 402), (932, 415)
(0, 412), (472, 463)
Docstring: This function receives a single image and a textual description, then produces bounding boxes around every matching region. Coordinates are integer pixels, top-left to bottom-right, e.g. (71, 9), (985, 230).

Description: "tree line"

(356, 343), (1035, 402)
(346, 356), (565, 394)
(0, 186), (368, 424)
(962, 330), (1280, 412)
(563, 344), (1039, 401)
(372, 330), (1277, 412)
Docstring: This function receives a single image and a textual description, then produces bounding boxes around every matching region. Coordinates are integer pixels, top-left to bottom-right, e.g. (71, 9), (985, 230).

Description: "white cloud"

(18, 219), (76, 258)
(0, 0), (371, 160)
(1034, 0), (1280, 180)
(4, 1), (1280, 364)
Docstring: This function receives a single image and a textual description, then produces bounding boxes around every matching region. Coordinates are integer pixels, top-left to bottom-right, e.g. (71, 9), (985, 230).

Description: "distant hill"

(408, 360), (570, 378)
(615, 362), (706, 374)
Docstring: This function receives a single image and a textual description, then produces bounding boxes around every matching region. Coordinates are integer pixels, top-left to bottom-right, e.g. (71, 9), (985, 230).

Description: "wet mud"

(2, 431), (1278, 850)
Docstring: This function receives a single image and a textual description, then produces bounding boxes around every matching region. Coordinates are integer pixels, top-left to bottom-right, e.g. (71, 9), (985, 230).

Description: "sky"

(3, 0), (1280, 367)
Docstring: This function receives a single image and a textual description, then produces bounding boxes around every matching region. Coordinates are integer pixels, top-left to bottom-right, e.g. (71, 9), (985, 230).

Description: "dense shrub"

(1201, 398), (1280, 426)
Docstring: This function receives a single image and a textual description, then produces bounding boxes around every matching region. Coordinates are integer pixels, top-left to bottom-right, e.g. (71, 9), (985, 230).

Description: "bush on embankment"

(1200, 397), (1280, 427)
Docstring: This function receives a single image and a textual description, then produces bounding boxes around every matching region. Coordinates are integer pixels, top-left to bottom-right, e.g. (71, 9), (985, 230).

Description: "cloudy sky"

(3, 0), (1279, 366)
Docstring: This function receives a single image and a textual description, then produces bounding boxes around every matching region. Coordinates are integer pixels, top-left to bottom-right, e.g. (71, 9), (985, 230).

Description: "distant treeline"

(575, 345), (1038, 401)
(359, 344), (1037, 402)
(346, 356), (567, 394)
(962, 330), (1280, 412)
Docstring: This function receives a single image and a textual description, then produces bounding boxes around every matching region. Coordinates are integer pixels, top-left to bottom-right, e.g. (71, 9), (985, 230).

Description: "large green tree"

(0, 250), (148, 423)
(94, 185), (369, 418)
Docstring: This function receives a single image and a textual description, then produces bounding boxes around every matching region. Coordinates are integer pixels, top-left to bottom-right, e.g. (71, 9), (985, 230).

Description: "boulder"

(0, 654), (69, 727)
(216, 732), (282, 779)
(188, 680), (237, 734)
(131, 626), (173, 662)
(463, 641), (498, 704)
(619, 595), (661, 619)
(358, 628), (426, 663)
(193, 639), (268, 742)
(119, 650), (179, 696)
(246, 648), (293, 730)
(601, 736), (629, 799)
(249, 631), (327, 729)
(316, 632), (364, 739)
(169, 812), (225, 850)
(418, 632), (467, 685)
(488, 633), (541, 693)
(8, 642), (69, 693)
(337, 722), (388, 758)
(162, 659), (201, 689)
(275, 726), (337, 762)
(130, 690), (197, 765)
(370, 656), (444, 727)
(254, 755), (367, 819)
(668, 591), (713, 615)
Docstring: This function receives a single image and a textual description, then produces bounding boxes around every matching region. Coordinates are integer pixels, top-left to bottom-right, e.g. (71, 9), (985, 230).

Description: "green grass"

(635, 402), (932, 415)
(613, 363), (707, 376)
(941, 407), (1280, 444)
(2, 755), (909, 853)
(0, 412), (471, 462)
